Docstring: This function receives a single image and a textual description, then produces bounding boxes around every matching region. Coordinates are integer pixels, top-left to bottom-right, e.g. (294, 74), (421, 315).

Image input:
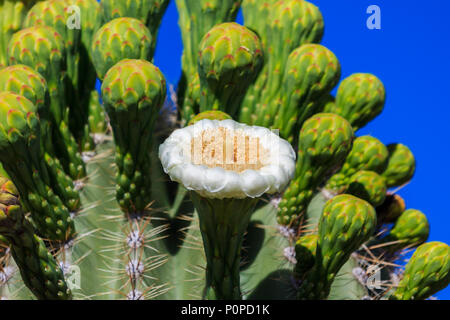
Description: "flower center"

(190, 127), (269, 172)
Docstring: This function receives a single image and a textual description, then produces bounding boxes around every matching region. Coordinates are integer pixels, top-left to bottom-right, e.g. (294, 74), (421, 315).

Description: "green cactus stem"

(346, 170), (387, 207)
(379, 209), (429, 253)
(297, 194), (377, 300)
(176, 0), (242, 122)
(69, 0), (103, 149)
(197, 22), (263, 118)
(240, 0), (325, 129)
(0, 92), (77, 242)
(381, 143), (416, 188)
(0, 0), (36, 68)
(390, 242), (450, 300)
(92, 17), (154, 80)
(24, 0), (81, 96)
(0, 176), (72, 300)
(294, 233), (318, 277)
(0, 64), (54, 155)
(102, 59), (166, 215)
(325, 135), (389, 194)
(24, 0), (89, 145)
(101, 0), (169, 55)
(191, 194), (258, 299)
(278, 113), (354, 227)
(272, 44), (341, 142)
(7, 25), (86, 180)
(323, 73), (386, 131)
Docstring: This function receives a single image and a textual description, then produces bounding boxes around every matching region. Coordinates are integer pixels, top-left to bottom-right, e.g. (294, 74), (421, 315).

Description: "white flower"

(159, 119), (296, 199)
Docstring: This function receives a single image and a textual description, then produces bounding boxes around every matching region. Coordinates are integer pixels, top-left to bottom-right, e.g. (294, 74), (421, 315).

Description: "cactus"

(0, 174), (71, 299)
(390, 242), (450, 300)
(102, 59), (166, 214)
(346, 170), (387, 207)
(325, 135), (389, 194)
(378, 209), (430, 253)
(381, 143), (416, 188)
(278, 113), (354, 227)
(7, 25), (86, 180)
(0, 0), (37, 68)
(175, 0), (242, 123)
(323, 73), (386, 131)
(91, 17), (154, 80)
(0, 0), (447, 302)
(297, 194), (377, 300)
(101, 0), (169, 54)
(197, 22), (263, 118)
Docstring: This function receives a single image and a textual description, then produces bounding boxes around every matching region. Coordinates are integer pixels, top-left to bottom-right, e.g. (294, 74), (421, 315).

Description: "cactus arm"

(0, 176), (71, 300)
(0, 0), (37, 68)
(381, 143), (416, 188)
(175, 0), (242, 122)
(197, 22), (263, 118)
(101, 0), (170, 55)
(7, 25), (86, 180)
(101, 59), (166, 214)
(346, 170), (387, 207)
(241, 0), (325, 129)
(191, 192), (258, 300)
(91, 18), (154, 80)
(0, 92), (76, 242)
(272, 44), (341, 142)
(297, 195), (377, 300)
(390, 242), (450, 300)
(324, 73), (386, 131)
(278, 113), (354, 226)
(325, 136), (389, 193)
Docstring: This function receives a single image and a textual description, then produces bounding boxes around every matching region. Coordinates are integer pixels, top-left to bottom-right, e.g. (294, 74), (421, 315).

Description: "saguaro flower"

(159, 119), (295, 299)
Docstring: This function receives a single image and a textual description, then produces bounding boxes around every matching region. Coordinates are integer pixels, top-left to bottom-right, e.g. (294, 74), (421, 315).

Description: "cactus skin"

(198, 22), (263, 118)
(190, 192), (258, 300)
(381, 209), (429, 252)
(101, 0), (169, 54)
(70, 0), (103, 150)
(391, 242), (450, 300)
(23, 0), (91, 146)
(24, 0), (81, 92)
(102, 59), (166, 214)
(272, 44), (341, 142)
(294, 234), (318, 277)
(240, 0), (325, 130)
(0, 92), (77, 242)
(0, 0), (36, 68)
(188, 110), (232, 126)
(7, 26), (86, 180)
(346, 170), (387, 207)
(324, 73), (386, 131)
(277, 113), (354, 226)
(176, 0), (242, 122)
(0, 64), (55, 154)
(381, 143), (416, 188)
(376, 193), (406, 224)
(0, 175), (72, 300)
(325, 135), (389, 193)
(92, 17), (154, 80)
(297, 194), (377, 300)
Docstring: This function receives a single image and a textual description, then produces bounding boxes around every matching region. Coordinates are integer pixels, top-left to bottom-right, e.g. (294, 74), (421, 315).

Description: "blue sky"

(153, 1), (450, 299)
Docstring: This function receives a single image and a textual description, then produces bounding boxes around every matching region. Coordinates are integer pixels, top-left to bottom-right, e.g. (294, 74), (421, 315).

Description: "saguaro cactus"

(0, 0), (447, 301)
